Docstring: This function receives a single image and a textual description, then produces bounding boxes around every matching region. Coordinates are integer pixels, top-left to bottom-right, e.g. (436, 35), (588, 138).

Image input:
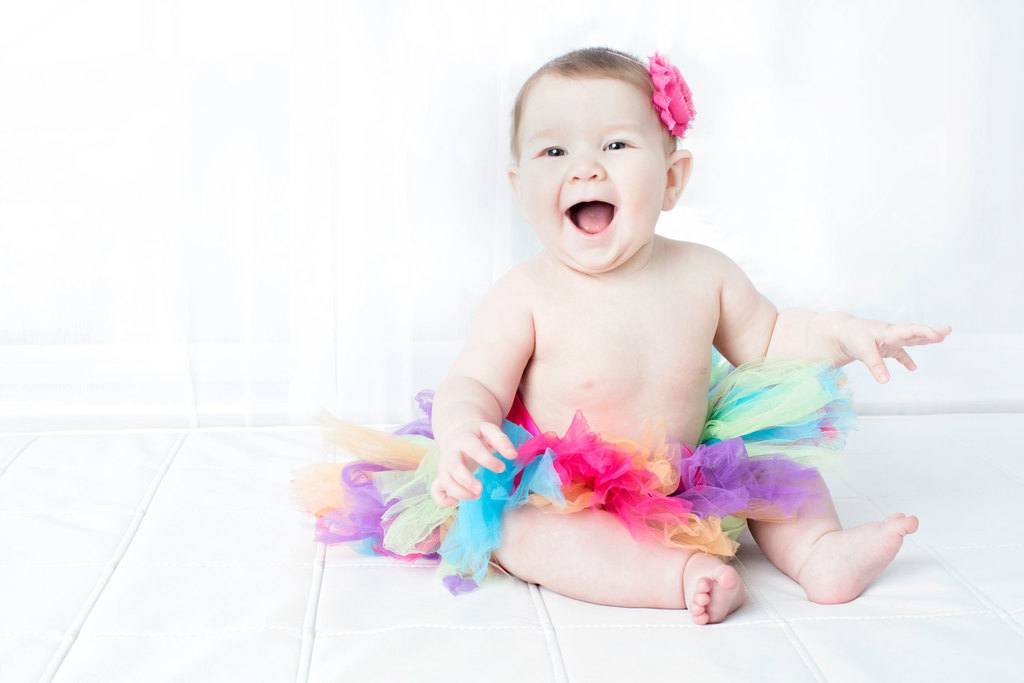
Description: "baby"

(427, 47), (950, 625)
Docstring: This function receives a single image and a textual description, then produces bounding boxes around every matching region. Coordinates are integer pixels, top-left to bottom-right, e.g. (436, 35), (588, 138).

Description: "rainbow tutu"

(290, 348), (856, 596)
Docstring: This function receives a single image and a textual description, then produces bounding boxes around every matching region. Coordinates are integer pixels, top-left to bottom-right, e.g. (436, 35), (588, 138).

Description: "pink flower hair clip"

(648, 51), (695, 138)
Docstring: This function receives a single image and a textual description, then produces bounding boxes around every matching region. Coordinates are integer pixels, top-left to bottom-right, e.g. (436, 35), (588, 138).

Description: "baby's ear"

(663, 150), (692, 210)
(506, 166), (521, 197)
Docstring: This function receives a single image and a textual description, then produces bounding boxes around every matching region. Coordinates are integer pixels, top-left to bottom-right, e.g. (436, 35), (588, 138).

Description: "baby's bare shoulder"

(660, 237), (728, 283)
(473, 258), (541, 326)
(499, 258), (541, 300)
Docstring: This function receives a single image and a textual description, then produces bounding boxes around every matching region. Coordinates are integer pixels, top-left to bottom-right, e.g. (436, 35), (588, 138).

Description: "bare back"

(513, 235), (720, 447)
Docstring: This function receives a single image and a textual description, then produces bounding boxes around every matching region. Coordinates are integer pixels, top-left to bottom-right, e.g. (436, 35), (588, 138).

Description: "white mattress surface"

(1, 414), (1023, 682)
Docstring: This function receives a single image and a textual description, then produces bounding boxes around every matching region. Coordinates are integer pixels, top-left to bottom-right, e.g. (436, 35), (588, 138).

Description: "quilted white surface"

(2, 414), (1023, 682)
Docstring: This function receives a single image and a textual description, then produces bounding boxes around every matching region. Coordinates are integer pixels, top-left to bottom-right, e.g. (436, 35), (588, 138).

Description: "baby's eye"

(542, 142), (628, 157)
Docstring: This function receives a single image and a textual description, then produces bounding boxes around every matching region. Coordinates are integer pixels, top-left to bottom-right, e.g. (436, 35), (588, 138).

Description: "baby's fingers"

(436, 471), (479, 505)
(892, 346), (917, 371)
(447, 454), (483, 497)
(478, 422), (518, 465)
(461, 429), (508, 473)
(889, 323), (952, 346)
(846, 333), (890, 383)
(429, 478), (459, 507)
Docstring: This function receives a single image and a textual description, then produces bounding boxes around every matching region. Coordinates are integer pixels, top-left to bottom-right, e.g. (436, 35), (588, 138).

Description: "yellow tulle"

(597, 415), (684, 496)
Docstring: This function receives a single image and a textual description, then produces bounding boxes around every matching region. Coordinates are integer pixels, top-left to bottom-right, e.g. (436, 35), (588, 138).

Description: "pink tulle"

(514, 408), (698, 545)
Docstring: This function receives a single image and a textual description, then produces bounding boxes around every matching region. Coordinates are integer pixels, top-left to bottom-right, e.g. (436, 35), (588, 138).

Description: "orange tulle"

(290, 462), (349, 517)
(316, 410), (426, 471)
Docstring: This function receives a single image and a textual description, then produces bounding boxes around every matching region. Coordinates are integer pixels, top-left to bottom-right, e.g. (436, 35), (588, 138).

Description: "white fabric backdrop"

(0, 0), (1021, 431)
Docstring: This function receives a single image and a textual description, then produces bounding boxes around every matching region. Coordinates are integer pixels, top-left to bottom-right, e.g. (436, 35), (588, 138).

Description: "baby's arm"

(710, 250), (780, 367)
(431, 268), (535, 448)
(711, 248), (951, 379)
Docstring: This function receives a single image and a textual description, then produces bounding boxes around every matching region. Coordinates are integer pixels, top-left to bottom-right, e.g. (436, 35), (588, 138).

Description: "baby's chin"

(533, 216), (656, 275)
(549, 239), (652, 277)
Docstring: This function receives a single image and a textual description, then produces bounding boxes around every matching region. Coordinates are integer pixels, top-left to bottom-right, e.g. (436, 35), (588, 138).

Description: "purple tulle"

(314, 461), (389, 543)
(442, 574), (478, 595)
(391, 389), (436, 438)
(315, 460), (440, 561)
(670, 436), (822, 518)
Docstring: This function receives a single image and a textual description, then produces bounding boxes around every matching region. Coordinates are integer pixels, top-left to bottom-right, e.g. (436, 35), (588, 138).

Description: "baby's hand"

(833, 315), (952, 383)
(430, 422), (519, 508)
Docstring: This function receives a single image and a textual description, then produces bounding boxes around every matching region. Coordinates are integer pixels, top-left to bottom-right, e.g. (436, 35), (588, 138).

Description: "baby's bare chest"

(519, 269), (719, 445)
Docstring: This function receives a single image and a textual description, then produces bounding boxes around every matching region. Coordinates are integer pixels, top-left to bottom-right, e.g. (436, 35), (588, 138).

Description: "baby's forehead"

(529, 74), (646, 106)
(522, 76), (654, 135)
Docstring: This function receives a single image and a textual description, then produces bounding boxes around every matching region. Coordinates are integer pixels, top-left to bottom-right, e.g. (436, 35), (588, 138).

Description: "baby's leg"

(747, 470), (919, 604)
(493, 505), (746, 623)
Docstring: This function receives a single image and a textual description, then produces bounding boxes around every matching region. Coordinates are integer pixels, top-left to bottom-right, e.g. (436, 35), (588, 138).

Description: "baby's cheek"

(521, 191), (558, 225)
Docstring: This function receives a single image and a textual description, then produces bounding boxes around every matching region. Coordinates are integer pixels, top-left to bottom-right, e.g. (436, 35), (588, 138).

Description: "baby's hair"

(509, 46), (679, 165)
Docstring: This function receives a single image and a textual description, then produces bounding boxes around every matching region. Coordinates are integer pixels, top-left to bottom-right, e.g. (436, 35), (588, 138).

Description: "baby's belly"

(516, 359), (711, 448)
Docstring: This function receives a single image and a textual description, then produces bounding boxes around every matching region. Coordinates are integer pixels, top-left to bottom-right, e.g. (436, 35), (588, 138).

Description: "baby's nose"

(571, 166), (606, 182)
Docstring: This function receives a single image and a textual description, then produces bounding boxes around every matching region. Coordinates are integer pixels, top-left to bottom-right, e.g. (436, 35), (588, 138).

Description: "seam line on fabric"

(295, 539), (326, 682)
(40, 433), (188, 682)
(528, 583), (569, 683)
(732, 556), (827, 682)
(0, 435), (37, 480)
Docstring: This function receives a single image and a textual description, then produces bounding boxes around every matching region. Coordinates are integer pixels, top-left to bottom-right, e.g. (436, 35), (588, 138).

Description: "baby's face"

(508, 75), (691, 276)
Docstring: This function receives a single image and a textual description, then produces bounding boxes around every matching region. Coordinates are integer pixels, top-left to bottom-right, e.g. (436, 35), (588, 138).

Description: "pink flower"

(648, 51), (695, 138)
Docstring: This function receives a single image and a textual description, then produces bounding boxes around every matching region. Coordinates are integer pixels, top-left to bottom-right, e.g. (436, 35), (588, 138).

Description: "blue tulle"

(437, 420), (566, 594)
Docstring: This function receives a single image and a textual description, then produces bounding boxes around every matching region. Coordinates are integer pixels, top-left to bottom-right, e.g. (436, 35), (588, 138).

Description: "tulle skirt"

(290, 348), (856, 596)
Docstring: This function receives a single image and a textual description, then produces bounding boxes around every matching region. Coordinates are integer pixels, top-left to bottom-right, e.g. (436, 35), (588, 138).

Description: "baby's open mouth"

(566, 201), (616, 235)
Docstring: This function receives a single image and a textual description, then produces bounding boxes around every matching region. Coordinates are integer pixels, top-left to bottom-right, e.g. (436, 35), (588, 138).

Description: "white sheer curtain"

(1, 0), (1021, 432)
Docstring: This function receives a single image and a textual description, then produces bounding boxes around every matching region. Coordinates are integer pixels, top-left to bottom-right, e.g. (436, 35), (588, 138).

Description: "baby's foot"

(682, 552), (746, 625)
(796, 513), (919, 604)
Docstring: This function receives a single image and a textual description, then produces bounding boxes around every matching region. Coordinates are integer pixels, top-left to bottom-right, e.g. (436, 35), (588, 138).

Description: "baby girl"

(426, 47), (950, 625)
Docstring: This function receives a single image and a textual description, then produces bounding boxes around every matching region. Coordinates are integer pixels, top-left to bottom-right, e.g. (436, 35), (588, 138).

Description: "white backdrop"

(1, 0), (1021, 431)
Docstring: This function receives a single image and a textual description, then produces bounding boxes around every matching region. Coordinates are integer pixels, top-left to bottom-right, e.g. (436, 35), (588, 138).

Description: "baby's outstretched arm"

(712, 248), (928, 603)
(773, 310), (952, 383)
(711, 249), (951, 381)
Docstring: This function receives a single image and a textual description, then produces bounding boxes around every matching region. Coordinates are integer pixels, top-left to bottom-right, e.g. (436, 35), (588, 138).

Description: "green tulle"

(720, 514), (747, 541)
(370, 435), (456, 555)
(701, 352), (855, 473)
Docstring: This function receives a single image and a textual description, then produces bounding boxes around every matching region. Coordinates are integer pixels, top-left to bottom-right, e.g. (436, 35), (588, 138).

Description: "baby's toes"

(884, 513), (919, 535)
(687, 578), (711, 615)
